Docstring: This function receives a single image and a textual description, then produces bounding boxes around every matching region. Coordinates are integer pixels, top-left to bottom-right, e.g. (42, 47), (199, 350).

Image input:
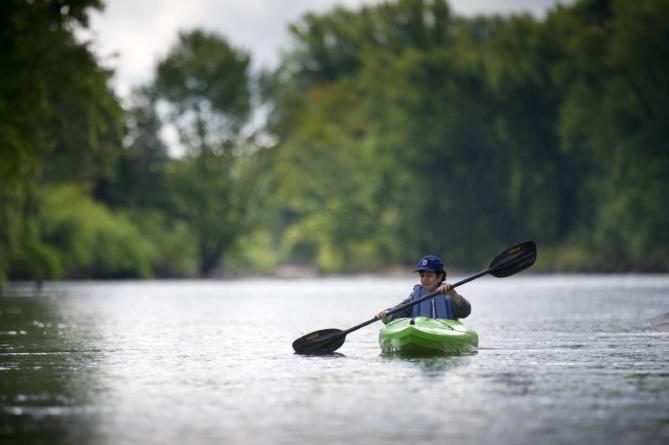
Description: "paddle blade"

(292, 328), (346, 355)
(489, 240), (537, 278)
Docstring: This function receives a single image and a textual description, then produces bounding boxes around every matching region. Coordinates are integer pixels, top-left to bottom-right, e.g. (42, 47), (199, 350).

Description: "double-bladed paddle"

(292, 240), (537, 355)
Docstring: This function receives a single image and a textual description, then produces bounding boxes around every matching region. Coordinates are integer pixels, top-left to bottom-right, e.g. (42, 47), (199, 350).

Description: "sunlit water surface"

(1, 275), (668, 445)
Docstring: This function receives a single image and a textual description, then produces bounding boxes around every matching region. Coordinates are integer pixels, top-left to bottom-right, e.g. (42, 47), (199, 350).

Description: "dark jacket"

(384, 285), (471, 322)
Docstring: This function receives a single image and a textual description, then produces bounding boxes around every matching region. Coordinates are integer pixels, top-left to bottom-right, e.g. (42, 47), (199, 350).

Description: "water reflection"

(0, 296), (100, 443)
(381, 354), (474, 378)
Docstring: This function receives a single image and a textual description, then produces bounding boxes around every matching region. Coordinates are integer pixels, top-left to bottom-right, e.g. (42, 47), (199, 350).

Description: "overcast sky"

(84, 0), (570, 100)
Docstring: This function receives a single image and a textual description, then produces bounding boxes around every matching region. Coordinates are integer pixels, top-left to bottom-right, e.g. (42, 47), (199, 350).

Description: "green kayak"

(379, 317), (478, 355)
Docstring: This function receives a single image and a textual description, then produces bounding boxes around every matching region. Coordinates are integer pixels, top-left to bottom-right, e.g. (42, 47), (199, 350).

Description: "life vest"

(409, 285), (456, 320)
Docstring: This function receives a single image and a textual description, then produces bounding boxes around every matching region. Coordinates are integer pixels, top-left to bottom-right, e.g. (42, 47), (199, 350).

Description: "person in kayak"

(376, 255), (471, 322)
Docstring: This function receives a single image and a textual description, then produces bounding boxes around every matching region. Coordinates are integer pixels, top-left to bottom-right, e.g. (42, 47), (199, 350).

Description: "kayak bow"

(379, 317), (478, 355)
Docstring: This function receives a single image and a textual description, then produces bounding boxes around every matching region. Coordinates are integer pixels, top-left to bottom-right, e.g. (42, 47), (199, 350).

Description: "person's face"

(418, 271), (441, 290)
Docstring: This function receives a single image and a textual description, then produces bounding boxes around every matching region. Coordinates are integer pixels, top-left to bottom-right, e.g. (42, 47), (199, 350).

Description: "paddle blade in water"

(489, 240), (537, 278)
(292, 328), (346, 355)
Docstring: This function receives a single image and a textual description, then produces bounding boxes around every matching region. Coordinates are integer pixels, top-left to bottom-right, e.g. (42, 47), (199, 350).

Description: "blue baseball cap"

(415, 255), (444, 273)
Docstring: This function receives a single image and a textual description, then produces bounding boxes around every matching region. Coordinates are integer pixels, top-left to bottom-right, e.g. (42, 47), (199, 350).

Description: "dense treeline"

(1, 0), (667, 281)
(266, 0), (669, 272)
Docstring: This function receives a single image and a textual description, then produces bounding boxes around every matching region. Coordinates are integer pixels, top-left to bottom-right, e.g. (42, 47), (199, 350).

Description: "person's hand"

(437, 283), (453, 294)
(376, 311), (387, 320)
(438, 283), (462, 305)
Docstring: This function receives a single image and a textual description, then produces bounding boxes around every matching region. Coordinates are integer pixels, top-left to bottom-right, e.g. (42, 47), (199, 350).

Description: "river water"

(1, 275), (668, 445)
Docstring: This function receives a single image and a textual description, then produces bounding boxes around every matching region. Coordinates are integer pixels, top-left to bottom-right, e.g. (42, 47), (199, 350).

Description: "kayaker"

(376, 255), (471, 322)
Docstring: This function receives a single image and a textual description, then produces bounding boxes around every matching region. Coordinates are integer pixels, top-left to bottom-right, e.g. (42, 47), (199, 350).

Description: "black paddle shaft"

(292, 240), (536, 354)
(339, 240), (537, 336)
(339, 267), (492, 336)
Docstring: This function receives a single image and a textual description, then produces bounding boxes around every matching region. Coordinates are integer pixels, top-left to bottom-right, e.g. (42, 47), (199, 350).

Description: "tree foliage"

(0, 0), (123, 281)
(554, 0), (669, 269)
(267, 0), (669, 271)
(149, 30), (270, 277)
(2, 0), (668, 281)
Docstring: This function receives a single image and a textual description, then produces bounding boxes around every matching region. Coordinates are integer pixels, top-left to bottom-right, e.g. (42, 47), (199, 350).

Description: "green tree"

(268, 0), (471, 269)
(0, 0), (123, 281)
(281, 0), (453, 89)
(37, 185), (156, 279)
(357, 44), (512, 265)
(150, 30), (270, 276)
(268, 82), (396, 272)
(556, 0), (669, 269)
(95, 86), (171, 210)
(268, 0), (666, 271)
(475, 13), (591, 244)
